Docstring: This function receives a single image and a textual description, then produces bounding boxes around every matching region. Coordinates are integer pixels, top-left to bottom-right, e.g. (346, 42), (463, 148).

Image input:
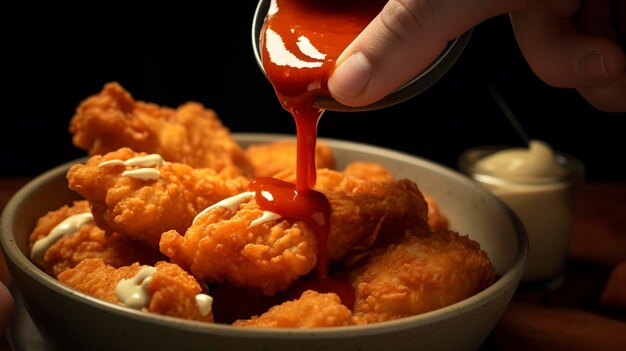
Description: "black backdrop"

(2, 3), (624, 181)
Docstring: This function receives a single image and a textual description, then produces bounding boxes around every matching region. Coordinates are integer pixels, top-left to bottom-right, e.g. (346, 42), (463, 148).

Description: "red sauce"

(254, 0), (385, 304)
(249, 177), (330, 278)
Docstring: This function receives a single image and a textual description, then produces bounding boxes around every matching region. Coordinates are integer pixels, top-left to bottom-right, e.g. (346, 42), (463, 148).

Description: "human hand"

(510, 0), (626, 112)
(327, 0), (529, 107)
(328, 0), (626, 112)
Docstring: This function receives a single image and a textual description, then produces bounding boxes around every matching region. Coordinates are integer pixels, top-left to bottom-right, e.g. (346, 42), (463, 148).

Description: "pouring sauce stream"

(255, 0), (385, 306)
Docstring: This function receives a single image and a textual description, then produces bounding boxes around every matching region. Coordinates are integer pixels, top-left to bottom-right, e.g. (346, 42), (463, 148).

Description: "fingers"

(577, 75), (626, 112)
(328, 0), (529, 107)
(510, 0), (626, 88)
(616, 0), (626, 47)
(576, 0), (618, 41)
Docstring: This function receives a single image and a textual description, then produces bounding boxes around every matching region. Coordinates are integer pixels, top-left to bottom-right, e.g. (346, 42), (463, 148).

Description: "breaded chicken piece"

(342, 162), (449, 231)
(276, 168), (430, 261)
(69, 82), (253, 176)
(160, 168), (429, 295)
(29, 200), (165, 277)
(350, 231), (494, 323)
(343, 161), (395, 183)
(160, 199), (319, 296)
(424, 195), (449, 231)
(244, 140), (336, 177)
(58, 258), (213, 322)
(233, 290), (363, 328)
(66, 147), (249, 248)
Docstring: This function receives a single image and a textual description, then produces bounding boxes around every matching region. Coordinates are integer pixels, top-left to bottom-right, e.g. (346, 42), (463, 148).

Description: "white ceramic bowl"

(1, 133), (527, 351)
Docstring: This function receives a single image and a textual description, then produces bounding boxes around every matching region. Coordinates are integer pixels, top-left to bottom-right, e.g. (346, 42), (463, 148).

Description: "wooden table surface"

(1, 177), (625, 350)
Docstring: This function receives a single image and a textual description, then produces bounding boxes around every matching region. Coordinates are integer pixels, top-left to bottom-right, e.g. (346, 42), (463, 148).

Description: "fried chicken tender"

(28, 200), (165, 277)
(160, 168), (429, 296)
(160, 200), (319, 296)
(350, 231), (495, 324)
(424, 195), (449, 231)
(277, 168), (431, 261)
(66, 147), (249, 248)
(57, 258), (213, 322)
(233, 290), (363, 328)
(343, 161), (395, 183)
(244, 140), (336, 177)
(342, 163), (449, 231)
(69, 82), (253, 176)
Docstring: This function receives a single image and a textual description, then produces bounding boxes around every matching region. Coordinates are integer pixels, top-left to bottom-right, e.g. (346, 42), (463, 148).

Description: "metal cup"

(252, 0), (473, 112)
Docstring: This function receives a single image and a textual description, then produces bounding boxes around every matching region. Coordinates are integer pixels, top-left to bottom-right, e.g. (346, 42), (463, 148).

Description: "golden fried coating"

(350, 231), (494, 323)
(29, 200), (92, 245)
(244, 140), (336, 177)
(69, 82), (253, 176)
(341, 162), (449, 231)
(57, 258), (214, 322)
(160, 167), (429, 296)
(343, 161), (395, 183)
(277, 168), (430, 261)
(424, 195), (449, 231)
(66, 147), (249, 248)
(233, 290), (363, 328)
(160, 200), (318, 296)
(28, 200), (164, 277)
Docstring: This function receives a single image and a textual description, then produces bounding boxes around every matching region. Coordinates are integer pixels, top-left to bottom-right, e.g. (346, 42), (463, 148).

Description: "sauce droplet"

(249, 177), (330, 278)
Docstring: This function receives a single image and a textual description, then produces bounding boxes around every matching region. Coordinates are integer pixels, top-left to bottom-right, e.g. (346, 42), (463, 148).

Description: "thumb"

(328, 0), (528, 107)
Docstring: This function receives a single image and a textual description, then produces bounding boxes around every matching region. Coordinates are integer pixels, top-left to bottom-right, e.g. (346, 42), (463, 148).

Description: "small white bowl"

(1, 133), (527, 351)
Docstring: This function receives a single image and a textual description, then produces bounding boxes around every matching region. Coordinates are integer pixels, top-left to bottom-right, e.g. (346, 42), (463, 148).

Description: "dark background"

(2, 3), (624, 181)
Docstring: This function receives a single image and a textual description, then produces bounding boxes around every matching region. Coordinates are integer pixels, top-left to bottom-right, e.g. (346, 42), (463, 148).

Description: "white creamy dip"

(475, 140), (565, 180)
(468, 140), (582, 282)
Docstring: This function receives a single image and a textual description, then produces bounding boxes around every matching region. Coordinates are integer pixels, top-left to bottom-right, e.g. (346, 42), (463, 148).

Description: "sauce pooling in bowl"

(256, 0), (385, 302)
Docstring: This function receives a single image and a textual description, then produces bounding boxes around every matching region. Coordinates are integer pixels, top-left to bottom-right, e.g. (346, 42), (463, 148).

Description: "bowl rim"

(0, 132), (528, 338)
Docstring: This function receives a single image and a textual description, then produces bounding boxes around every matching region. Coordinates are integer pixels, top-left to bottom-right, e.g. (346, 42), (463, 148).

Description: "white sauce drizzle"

(121, 168), (161, 181)
(195, 294), (213, 316)
(98, 154), (166, 168)
(115, 266), (214, 316)
(192, 192), (282, 228)
(115, 266), (157, 310)
(30, 212), (94, 265)
(98, 154), (167, 181)
(250, 211), (282, 227)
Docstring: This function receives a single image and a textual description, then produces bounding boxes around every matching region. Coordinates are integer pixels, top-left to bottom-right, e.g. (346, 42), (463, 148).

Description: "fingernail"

(329, 52), (372, 97)
(577, 51), (610, 81)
